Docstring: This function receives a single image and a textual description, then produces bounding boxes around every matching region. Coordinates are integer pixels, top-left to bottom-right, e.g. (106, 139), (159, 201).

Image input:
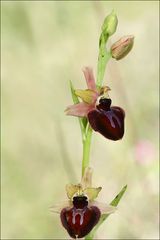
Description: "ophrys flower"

(50, 168), (116, 238)
(66, 67), (125, 141)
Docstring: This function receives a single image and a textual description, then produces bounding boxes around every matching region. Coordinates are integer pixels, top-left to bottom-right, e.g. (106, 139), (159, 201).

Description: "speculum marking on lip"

(87, 98), (125, 141)
(60, 196), (101, 238)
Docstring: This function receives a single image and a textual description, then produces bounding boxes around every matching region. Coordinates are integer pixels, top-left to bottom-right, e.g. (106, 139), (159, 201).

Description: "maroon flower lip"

(60, 196), (100, 238)
(88, 98), (125, 141)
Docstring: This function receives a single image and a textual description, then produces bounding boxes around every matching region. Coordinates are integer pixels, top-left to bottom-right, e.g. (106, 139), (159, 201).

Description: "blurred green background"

(1, 1), (159, 239)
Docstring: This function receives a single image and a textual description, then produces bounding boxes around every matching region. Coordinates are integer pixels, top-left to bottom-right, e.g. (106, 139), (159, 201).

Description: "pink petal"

(91, 90), (99, 103)
(83, 67), (96, 90)
(65, 102), (94, 117)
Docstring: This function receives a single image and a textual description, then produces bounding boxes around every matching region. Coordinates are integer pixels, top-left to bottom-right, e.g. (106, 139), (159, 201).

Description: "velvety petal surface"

(88, 98), (125, 141)
(88, 107), (125, 140)
(60, 206), (100, 238)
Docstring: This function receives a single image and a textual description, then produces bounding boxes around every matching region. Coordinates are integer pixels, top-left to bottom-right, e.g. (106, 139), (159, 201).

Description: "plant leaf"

(110, 185), (127, 207)
(69, 80), (79, 104)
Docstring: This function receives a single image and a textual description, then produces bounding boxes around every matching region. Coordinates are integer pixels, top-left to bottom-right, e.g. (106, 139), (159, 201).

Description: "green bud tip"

(102, 10), (118, 37)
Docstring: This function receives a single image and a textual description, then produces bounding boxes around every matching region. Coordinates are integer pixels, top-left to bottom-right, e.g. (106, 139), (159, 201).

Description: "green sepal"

(66, 184), (82, 199)
(75, 89), (97, 104)
(84, 187), (102, 201)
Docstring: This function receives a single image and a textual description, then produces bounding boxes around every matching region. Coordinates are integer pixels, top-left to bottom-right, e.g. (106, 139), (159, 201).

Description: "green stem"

(96, 42), (111, 88)
(82, 125), (93, 176)
(81, 36), (111, 178)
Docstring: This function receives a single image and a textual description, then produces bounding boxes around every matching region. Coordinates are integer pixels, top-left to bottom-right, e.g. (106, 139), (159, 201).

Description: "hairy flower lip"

(60, 204), (101, 238)
(88, 98), (125, 141)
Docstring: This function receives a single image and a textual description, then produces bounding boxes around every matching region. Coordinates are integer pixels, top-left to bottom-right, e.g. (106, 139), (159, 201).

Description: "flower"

(50, 168), (116, 239)
(66, 67), (125, 141)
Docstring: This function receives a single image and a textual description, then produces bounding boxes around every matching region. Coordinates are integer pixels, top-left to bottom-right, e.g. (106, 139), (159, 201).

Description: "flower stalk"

(82, 124), (92, 176)
(97, 49), (111, 88)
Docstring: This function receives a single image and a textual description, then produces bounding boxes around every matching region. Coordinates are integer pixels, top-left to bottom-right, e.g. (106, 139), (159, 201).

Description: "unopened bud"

(102, 10), (118, 37)
(111, 35), (134, 60)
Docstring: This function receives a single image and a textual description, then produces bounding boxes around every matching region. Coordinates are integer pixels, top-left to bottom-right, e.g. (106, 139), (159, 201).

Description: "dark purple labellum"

(60, 196), (100, 238)
(88, 98), (125, 141)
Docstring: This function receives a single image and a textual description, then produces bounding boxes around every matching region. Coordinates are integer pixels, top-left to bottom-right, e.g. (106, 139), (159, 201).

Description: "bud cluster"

(101, 10), (134, 60)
